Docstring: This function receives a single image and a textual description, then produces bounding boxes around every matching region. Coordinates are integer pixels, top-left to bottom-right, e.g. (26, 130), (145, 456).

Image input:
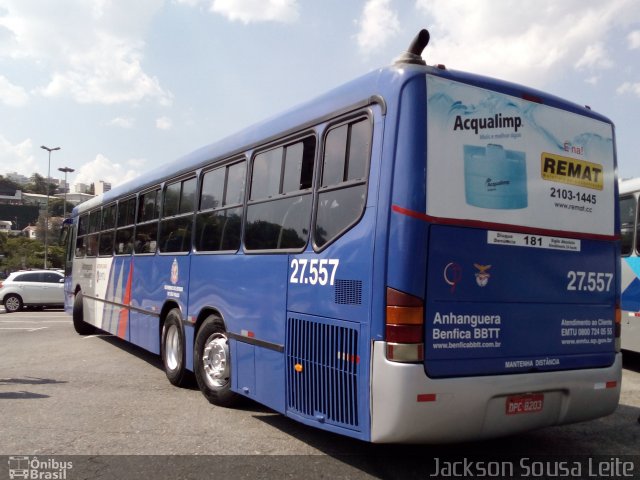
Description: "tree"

(0, 236), (44, 271)
(0, 175), (21, 195)
(27, 173), (58, 196)
(49, 198), (75, 218)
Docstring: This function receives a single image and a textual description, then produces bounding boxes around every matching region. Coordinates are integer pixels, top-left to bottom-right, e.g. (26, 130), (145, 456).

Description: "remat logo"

(541, 153), (603, 190)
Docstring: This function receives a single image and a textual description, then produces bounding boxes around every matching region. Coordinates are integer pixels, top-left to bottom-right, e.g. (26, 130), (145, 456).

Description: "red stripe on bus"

(391, 205), (619, 242)
(117, 262), (133, 339)
(417, 393), (437, 402)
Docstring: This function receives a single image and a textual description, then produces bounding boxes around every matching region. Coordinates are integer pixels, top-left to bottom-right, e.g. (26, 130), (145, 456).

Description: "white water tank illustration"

(464, 144), (528, 209)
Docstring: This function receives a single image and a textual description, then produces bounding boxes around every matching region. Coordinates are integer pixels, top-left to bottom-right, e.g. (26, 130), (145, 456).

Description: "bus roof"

(619, 177), (640, 195)
(74, 59), (614, 215)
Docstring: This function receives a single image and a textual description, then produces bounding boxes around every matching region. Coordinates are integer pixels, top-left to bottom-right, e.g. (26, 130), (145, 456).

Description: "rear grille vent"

(286, 316), (360, 429)
(334, 279), (362, 305)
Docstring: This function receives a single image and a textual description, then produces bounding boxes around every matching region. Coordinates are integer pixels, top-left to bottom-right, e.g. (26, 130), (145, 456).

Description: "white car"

(0, 270), (65, 313)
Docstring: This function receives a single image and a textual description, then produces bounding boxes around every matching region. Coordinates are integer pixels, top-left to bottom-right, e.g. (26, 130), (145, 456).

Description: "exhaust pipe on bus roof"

(394, 29), (430, 66)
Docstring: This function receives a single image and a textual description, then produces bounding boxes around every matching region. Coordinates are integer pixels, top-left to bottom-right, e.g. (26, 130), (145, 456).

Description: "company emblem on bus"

(170, 258), (179, 285)
(541, 153), (603, 190)
(474, 263), (492, 287)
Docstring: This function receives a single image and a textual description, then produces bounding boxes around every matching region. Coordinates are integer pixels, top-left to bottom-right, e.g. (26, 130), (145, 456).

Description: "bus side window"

(314, 117), (371, 249)
(116, 197), (136, 255)
(620, 195), (636, 256)
(135, 189), (160, 254)
(159, 178), (195, 253)
(636, 196), (640, 256)
(245, 137), (315, 251)
(98, 204), (116, 256)
(195, 160), (245, 252)
(75, 213), (88, 257)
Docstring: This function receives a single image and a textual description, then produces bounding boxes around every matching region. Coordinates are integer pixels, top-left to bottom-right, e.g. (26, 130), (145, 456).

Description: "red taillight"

(385, 287), (424, 363)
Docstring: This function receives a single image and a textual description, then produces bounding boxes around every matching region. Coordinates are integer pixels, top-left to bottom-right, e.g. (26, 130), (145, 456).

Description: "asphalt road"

(1, 309), (639, 479)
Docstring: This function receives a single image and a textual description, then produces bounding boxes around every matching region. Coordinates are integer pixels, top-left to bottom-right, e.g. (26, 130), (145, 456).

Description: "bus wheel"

(194, 315), (239, 407)
(4, 294), (23, 313)
(161, 309), (190, 387)
(72, 292), (95, 335)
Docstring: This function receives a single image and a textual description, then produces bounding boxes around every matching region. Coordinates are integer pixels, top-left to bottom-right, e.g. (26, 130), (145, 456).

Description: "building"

(95, 180), (112, 196)
(22, 225), (37, 239)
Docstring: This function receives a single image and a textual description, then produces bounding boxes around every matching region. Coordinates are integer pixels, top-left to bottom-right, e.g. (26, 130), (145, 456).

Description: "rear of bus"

(372, 65), (621, 442)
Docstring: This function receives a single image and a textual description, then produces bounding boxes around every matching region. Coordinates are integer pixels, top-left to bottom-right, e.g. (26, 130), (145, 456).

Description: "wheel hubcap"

(165, 324), (181, 371)
(5, 297), (19, 312)
(202, 334), (229, 389)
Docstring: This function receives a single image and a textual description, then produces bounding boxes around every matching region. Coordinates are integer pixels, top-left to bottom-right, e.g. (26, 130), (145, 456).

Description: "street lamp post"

(58, 166), (75, 219)
(41, 145), (61, 269)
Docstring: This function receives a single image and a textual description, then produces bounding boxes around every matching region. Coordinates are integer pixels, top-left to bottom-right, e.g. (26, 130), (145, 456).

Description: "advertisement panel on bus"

(424, 75), (617, 378)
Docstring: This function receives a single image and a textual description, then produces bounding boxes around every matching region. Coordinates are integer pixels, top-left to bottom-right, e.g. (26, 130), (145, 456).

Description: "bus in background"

(620, 177), (640, 354)
(62, 30), (621, 443)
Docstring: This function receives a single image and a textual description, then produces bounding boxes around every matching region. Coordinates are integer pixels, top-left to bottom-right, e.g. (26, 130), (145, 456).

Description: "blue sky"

(0, 0), (639, 190)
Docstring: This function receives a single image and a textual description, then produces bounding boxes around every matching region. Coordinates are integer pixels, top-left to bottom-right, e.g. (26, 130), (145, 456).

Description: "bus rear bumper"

(369, 342), (621, 443)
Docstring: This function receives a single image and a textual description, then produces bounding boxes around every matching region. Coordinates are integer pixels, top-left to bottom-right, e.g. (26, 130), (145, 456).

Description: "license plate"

(505, 393), (544, 415)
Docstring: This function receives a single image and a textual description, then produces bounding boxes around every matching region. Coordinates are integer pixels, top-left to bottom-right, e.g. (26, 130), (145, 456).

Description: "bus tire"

(161, 309), (190, 387)
(194, 315), (239, 407)
(72, 292), (95, 335)
(3, 294), (23, 313)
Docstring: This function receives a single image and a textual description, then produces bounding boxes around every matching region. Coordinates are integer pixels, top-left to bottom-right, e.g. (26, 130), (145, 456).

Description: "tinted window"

(116, 228), (134, 255)
(315, 117), (371, 249)
(245, 196), (311, 250)
(200, 168), (225, 210)
(282, 138), (315, 193)
(43, 272), (62, 283)
(251, 148), (282, 200)
(135, 222), (158, 254)
(89, 210), (101, 233)
(99, 231), (114, 256)
(195, 208), (242, 252)
(164, 178), (196, 216)
(78, 214), (88, 236)
(196, 161), (246, 253)
(139, 190), (160, 222)
(226, 162), (246, 205)
(118, 198), (136, 227)
(180, 178), (197, 213)
(245, 137), (315, 251)
(102, 204), (116, 230)
(15, 272), (41, 282)
(159, 217), (192, 253)
(164, 182), (181, 217)
(322, 125), (348, 187)
(621, 196), (636, 256)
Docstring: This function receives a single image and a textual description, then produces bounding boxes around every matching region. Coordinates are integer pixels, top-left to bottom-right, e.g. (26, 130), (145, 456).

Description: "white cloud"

(156, 116), (173, 130)
(73, 154), (143, 188)
(629, 30), (640, 50)
(0, 0), (172, 105)
(356, 0), (400, 51)
(414, 0), (640, 87)
(575, 43), (614, 70)
(108, 116), (135, 128)
(209, 0), (299, 24)
(0, 136), (38, 177)
(617, 81), (640, 98)
(0, 75), (28, 106)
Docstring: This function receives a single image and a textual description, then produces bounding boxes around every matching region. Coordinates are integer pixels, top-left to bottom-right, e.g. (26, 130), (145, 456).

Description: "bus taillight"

(385, 287), (424, 362)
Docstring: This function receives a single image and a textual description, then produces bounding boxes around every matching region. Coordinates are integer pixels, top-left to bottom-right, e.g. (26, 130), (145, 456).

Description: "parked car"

(0, 270), (65, 313)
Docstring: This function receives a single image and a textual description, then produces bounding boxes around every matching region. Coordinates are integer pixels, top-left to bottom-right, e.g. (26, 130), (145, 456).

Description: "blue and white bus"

(620, 177), (640, 354)
(63, 30), (621, 443)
